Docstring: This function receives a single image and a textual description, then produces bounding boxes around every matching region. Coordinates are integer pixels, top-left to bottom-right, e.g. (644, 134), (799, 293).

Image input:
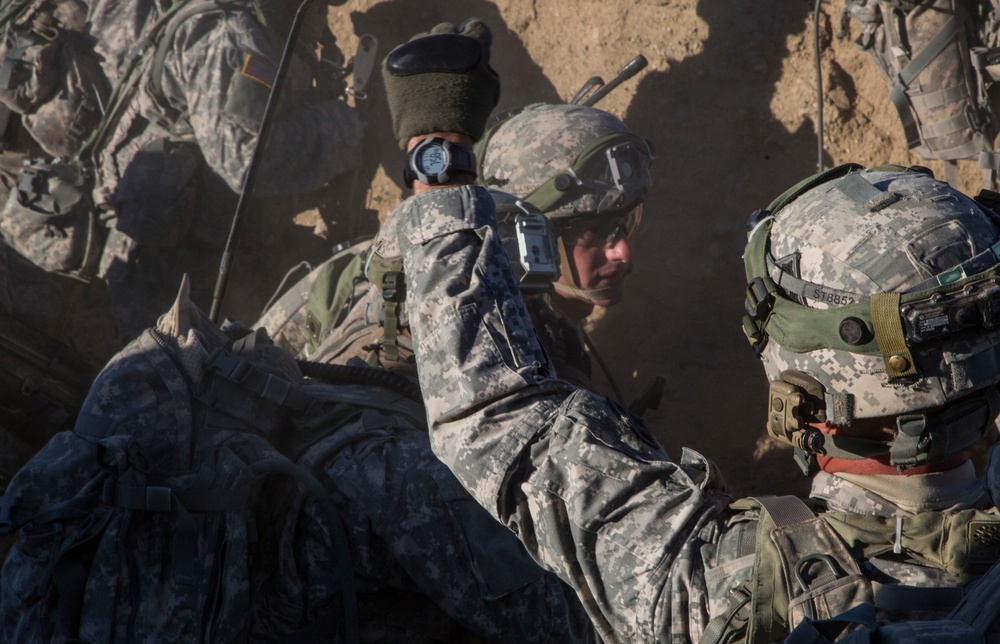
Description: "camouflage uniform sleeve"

(392, 185), (731, 642)
(156, 9), (363, 195)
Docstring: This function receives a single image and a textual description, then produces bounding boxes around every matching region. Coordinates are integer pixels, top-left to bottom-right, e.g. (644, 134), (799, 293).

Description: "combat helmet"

(743, 164), (1000, 474)
(475, 103), (653, 303)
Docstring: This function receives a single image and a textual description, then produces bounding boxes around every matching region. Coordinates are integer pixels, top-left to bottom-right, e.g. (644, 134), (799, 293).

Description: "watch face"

(417, 144), (447, 175)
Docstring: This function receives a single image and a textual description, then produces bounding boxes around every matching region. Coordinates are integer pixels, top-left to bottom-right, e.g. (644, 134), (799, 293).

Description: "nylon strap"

(745, 495), (817, 643)
(871, 581), (962, 612)
(870, 291), (918, 379)
(908, 84), (966, 111)
(381, 271), (403, 361)
(522, 131), (649, 214)
(766, 252), (869, 306)
(204, 348), (313, 412)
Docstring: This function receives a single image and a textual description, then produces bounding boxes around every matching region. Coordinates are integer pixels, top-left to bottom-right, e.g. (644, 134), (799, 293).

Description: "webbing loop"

(870, 292), (918, 379)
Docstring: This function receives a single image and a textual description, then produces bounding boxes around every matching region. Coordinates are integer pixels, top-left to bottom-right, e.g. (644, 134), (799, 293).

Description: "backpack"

(785, 558), (1000, 643)
(0, 283), (371, 642)
(845, 0), (994, 163)
(699, 494), (1000, 644)
(253, 237), (372, 358)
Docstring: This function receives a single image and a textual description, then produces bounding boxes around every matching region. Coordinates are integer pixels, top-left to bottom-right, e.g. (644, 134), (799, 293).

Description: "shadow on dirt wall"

(597, 0), (824, 496)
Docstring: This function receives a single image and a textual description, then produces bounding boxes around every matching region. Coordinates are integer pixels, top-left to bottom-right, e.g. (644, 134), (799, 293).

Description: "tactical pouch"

(733, 496), (874, 644)
(0, 158), (100, 275)
(853, 0), (993, 161)
(0, 24), (60, 115)
(113, 138), (200, 248)
(0, 11), (108, 157)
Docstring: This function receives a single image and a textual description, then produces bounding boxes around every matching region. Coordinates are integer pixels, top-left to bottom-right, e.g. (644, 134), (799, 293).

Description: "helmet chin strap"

(552, 233), (625, 304)
(552, 280), (622, 303)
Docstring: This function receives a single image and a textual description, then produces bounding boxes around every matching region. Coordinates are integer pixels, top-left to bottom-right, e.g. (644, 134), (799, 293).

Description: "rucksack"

(699, 494), (1000, 644)
(0, 284), (373, 642)
(254, 237), (372, 359)
(784, 557), (1000, 643)
(844, 0), (999, 186)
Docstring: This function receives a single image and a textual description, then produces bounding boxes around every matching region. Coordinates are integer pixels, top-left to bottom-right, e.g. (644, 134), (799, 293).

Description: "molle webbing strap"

(744, 495), (819, 644)
(380, 271), (403, 361)
(870, 291), (918, 379)
(752, 494), (815, 526)
(203, 347), (313, 412)
(363, 251), (405, 360)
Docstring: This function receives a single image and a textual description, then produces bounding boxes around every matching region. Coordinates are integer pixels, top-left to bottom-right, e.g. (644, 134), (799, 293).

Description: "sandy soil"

(306, 0), (990, 497)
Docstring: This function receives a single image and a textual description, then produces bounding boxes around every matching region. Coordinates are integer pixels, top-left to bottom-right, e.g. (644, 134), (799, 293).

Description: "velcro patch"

(241, 53), (276, 89)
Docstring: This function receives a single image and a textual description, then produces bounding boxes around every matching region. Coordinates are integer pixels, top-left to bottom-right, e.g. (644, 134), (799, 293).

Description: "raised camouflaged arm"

(388, 185), (731, 643)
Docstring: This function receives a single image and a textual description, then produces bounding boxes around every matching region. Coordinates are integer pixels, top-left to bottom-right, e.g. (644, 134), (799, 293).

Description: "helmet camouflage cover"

(476, 103), (652, 304)
(476, 103), (653, 219)
(743, 165), (1000, 468)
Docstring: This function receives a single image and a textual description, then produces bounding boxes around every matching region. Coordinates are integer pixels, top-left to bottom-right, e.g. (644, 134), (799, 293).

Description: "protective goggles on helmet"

(559, 205), (642, 248)
(522, 132), (653, 215)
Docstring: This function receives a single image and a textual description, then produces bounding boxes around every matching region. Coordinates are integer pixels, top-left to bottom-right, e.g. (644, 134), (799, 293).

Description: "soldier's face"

(561, 229), (633, 307)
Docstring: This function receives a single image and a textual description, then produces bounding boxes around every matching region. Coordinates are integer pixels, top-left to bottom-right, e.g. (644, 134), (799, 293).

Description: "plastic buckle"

(745, 277), (772, 320)
(382, 271), (404, 303)
(896, 413), (927, 437)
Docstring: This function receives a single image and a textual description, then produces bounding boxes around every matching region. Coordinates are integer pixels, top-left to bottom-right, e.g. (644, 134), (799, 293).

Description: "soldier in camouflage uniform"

(0, 0), (120, 513)
(0, 0), (360, 535)
(474, 103), (652, 390)
(0, 0), (363, 342)
(84, 0), (363, 341)
(374, 20), (1000, 643)
(261, 103), (652, 394)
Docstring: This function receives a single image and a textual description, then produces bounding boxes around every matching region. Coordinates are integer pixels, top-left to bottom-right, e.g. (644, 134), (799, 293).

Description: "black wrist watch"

(404, 136), (477, 188)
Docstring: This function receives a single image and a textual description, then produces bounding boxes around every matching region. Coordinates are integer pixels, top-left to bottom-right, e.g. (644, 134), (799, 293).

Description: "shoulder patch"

(241, 53), (276, 89)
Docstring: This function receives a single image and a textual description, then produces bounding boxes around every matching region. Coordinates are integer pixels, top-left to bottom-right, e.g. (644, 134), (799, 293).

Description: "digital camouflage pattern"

(375, 184), (1000, 643)
(0, 0), (364, 495)
(0, 279), (597, 642)
(477, 103), (647, 219)
(85, 0), (363, 340)
(759, 168), (1000, 419)
(846, 0), (992, 161)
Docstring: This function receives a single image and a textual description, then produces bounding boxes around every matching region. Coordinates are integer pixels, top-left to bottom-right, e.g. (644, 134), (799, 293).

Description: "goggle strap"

(871, 292), (919, 379)
(523, 132), (650, 214)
